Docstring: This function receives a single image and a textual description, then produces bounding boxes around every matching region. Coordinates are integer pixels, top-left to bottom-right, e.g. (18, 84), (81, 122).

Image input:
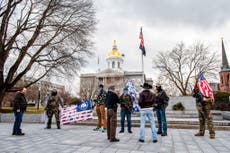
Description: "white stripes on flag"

(61, 105), (93, 125)
(197, 79), (214, 99)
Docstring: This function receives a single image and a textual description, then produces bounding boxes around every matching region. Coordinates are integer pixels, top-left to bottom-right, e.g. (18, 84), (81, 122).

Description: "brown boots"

(194, 132), (204, 136)
(210, 133), (215, 139)
(194, 132), (215, 139)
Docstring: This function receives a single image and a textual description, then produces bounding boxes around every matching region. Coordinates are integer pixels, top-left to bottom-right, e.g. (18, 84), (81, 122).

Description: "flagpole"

(97, 56), (100, 72)
(142, 53), (144, 83)
(139, 27), (145, 83)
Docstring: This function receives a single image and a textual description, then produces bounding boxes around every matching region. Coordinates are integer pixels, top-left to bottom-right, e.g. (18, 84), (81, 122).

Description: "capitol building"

(80, 40), (152, 99)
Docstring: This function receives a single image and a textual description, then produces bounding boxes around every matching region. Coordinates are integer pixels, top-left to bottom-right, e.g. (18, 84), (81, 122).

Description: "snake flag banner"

(61, 100), (93, 125)
(125, 80), (140, 113)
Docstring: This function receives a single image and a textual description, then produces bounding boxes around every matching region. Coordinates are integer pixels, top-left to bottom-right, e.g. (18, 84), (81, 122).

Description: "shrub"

(27, 103), (36, 107)
(0, 108), (13, 113)
(213, 92), (230, 111)
(70, 97), (82, 105)
(172, 102), (185, 111)
(0, 106), (44, 114)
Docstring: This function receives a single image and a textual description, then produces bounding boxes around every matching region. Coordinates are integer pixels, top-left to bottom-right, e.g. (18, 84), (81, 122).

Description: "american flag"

(139, 27), (146, 56)
(61, 100), (93, 125)
(197, 72), (214, 100)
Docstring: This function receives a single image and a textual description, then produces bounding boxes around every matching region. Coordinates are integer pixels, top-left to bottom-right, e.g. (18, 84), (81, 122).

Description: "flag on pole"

(139, 27), (146, 56)
(197, 72), (214, 100)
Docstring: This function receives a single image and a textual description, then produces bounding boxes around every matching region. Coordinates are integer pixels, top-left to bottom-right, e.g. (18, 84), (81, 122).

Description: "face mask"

(124, 90), (129, 94)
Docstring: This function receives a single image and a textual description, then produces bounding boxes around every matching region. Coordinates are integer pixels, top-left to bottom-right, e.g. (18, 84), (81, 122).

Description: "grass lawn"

(0, 106), (45, 114)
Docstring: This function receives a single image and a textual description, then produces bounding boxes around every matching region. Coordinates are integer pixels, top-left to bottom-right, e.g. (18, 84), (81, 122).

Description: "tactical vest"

(47, 96), (59, 109)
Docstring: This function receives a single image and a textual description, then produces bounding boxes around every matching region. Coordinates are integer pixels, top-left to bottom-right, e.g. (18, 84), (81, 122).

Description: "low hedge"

(0, 106), (45, 114)
(0, 108), (13, 113)
(213, 92), (230, 111)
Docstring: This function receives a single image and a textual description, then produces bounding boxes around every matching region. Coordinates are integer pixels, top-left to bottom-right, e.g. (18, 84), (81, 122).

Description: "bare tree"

(80, 79), (97, 100)
(153, 42), (220, 96)
(0, 0), (96, 106)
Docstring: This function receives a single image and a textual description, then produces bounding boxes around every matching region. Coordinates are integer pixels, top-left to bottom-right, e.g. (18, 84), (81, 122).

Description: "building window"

(221, 76), (223, 84)
(228, 74), (230, 85)
(98, 77), (103, 85)
(118, 62), (120, 68)
(99, 77), (103, 82)
(112, 61), (115, 68)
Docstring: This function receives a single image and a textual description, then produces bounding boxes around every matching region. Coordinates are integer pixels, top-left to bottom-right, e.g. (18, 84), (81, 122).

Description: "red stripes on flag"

(139, 27), (146, 56)
(61, 105), (93, 125)
(197, 73), (214, 100)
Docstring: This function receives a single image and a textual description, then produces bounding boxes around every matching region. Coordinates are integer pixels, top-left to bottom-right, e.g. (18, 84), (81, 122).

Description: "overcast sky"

(73, 0), (230, 94)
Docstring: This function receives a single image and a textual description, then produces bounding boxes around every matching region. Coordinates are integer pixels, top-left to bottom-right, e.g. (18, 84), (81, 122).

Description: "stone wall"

(167, 96), (196, 111)
(223, 112), (230, 120)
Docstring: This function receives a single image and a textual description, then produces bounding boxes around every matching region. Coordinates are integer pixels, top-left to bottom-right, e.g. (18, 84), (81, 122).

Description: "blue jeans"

(120, 110), (131, 131)
(13, 111), (24, 134)
(156, 108), (167, 133)
(139, 109), (157, 141)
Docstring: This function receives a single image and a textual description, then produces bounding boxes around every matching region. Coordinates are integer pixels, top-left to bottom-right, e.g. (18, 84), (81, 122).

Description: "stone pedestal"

(167, 96), (196, 111)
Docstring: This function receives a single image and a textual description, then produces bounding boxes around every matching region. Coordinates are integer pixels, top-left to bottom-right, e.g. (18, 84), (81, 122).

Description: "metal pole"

(37, 85), (40, 110)
(142, 53), (144, 83)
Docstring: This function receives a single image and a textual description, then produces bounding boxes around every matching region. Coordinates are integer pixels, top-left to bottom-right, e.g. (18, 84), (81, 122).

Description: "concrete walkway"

(0, 123), (230, 153)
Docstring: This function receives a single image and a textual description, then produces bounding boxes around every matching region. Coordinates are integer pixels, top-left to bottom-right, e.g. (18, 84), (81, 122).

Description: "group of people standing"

(11, 81), (215, 140)
(92, 82), (169, 143)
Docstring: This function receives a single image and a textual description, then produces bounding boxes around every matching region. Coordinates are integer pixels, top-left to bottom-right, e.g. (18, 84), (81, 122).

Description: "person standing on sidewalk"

(45, 89), (63, 129)
(155, 84), (169, 136)
(138, 83), (158, 143)
(105, 85), (120, 142)
(12, 87), (27, 136)
(119, 87), (133, 133)
(93, 84), (107, 132)
(192, 85), (215, 139)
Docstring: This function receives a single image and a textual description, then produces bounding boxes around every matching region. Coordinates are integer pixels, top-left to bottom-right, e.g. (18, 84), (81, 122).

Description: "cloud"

(73, 0), (230, 95)
(95, 0), (230, 29)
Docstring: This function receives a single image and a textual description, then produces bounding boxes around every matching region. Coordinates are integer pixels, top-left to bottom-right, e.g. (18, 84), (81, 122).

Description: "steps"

(74, 117), (230, 131)
(80, 110), (230, 131)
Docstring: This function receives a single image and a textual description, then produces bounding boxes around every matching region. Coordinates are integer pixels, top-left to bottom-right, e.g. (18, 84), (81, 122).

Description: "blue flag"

(76, 100), (91, 112)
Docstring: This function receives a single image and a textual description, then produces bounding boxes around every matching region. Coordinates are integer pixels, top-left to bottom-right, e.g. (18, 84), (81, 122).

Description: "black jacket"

(156, 90), (169, 108)
(105, 91), (119, 111)
(13, 92), (27, 112)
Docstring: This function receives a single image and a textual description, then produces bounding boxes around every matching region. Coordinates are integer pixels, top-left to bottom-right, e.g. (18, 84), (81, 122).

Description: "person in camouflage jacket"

(193, 85), (215, 139)
(93, 84), (107, 132)
(45, 89), (63, 129)
(119, 87), (133, 133)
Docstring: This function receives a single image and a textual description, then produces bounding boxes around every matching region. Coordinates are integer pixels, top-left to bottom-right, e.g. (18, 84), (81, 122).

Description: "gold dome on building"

(108, 40), (122, 58)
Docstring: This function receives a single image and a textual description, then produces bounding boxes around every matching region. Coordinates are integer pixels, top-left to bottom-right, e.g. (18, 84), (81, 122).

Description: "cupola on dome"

(108, 40), (122, 59)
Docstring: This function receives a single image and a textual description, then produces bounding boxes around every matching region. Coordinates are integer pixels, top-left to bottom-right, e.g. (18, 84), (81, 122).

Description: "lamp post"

(37, 83), (41, 110)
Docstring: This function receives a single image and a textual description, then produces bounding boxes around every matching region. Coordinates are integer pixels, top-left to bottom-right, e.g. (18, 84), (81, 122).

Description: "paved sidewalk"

(0, 123), (230, 153)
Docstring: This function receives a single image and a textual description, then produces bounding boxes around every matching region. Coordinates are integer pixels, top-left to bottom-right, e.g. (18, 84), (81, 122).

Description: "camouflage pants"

(196, 103), (215, 134)
(46, 108), (60, 128)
